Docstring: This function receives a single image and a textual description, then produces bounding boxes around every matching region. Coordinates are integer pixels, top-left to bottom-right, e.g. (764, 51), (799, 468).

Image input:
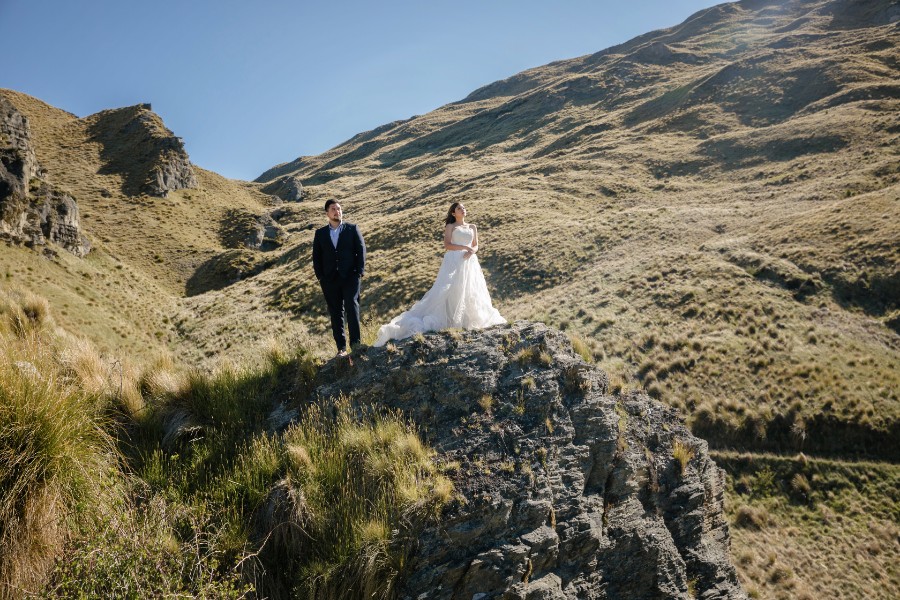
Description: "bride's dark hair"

(445, 202), (461, 225)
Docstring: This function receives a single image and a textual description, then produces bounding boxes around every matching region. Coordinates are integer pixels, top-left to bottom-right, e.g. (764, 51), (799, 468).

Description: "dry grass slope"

(1, 1), (898, 596)
(245, 0), (900, 459)
(0, 88), (311, 367)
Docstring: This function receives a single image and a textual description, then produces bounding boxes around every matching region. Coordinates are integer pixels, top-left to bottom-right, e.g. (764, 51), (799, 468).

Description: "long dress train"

(373, 225), (506, 346)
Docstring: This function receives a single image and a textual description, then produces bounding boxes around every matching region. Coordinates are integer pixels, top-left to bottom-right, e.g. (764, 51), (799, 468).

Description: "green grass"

(717, 451), (900, 600)
(271, 400), (452, 599)
(0, 288), (450, 598)
(0, 289), (120, 597)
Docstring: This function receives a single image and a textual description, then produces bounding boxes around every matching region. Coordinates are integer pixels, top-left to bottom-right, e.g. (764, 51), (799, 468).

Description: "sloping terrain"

(0, 89), (308, 363)
(1, 1), (898, 598)
(3, 0), (897, 454)
(250, 0), (900, 459)
(1, 0), (896, 454)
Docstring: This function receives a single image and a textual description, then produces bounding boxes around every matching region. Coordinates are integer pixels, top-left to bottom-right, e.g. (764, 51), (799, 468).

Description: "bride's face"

(454, 204), (467, 221)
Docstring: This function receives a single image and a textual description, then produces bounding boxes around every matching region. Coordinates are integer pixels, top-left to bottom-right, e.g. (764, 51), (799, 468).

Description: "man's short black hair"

(324, 199), (339, 211)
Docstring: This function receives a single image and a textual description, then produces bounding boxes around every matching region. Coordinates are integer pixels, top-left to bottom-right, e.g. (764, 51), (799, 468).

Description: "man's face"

(327, 203), (343, 223)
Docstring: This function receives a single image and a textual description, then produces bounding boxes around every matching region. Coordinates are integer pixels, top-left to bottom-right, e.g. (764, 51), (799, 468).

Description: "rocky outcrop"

(145, 137), (198, 197)
(0, 95), (38, 196)
(0, 96), (90, 256)
(311, 322), (746, 599)
(88, 105), (197, 197)
(261, 174), (304, 201)
(220, 208), (286, 251)
(244, 212), (286, 250)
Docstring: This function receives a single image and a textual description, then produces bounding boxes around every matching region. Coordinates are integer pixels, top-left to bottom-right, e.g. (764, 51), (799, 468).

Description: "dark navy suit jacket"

(312, 222), (366, 281)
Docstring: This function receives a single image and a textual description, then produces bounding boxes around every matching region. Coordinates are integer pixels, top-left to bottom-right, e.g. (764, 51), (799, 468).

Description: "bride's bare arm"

(444, 224), (474, 251)
(470, 224), (479, 253)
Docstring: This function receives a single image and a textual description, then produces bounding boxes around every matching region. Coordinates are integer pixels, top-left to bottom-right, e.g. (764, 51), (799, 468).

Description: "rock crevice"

(313, 321), (747, 599)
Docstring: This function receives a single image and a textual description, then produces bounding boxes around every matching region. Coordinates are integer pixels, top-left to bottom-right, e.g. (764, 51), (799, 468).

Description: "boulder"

(311, 322), (747, 599)
(244, 212), (286, 251)
(261, 174), (304, 202)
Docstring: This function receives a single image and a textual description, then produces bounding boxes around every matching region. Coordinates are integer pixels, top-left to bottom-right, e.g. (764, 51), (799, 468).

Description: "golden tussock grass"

(0, 289), (120, 598)
(718, 450), (899, 600)
(672, 439), (696, 475)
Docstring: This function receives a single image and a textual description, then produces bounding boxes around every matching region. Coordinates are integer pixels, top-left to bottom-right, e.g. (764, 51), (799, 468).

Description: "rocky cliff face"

(0, 96), (90, 256)
(313, 322), (746, 599)
(0, 95), (38, 195)
(88, 104), (197, 197)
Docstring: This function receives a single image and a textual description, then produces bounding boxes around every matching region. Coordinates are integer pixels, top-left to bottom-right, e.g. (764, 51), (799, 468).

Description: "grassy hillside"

(248, 0), (900, 459)
(0, 89), (310, 366)
(1, 2), (898, 596)
(4, 3), (896, 458)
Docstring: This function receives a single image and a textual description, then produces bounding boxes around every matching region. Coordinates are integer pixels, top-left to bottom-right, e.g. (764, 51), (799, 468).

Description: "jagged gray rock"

(245, 212), (286, 251)
(261, 174), (304, 202)
(311, 321), (746, 600)
(88, 105), (197, 198)
(0, 96), (90, 256)
(145, 137), (199, 198)
(0, 95), (38, 196)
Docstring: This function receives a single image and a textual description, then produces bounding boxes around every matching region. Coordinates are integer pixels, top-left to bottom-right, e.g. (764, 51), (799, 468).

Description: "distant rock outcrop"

(0, 95), (38, 194)
(88, 105), (197, 197)
(261, 174), (304, 201)
(219, 207), (286, 251)
(0, 96), (90, 256)
(310, 322), (746, 599)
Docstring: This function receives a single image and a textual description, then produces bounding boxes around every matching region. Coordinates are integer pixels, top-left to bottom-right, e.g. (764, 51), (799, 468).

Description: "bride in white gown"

(374, 202), (506, 346)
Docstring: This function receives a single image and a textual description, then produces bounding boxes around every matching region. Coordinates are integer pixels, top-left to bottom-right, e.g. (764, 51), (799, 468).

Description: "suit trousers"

(320, 274), (361, 351)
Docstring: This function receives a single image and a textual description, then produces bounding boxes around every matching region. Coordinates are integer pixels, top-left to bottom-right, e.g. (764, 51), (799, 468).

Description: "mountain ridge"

(1, 1), (898, 597)
(237, 0), (900, 461)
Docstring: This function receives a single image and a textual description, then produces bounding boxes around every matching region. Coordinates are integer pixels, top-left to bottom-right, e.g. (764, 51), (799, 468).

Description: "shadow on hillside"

(826, 268), (900, 321)
(625, 62), (841, 128)
(88, 107), (163, 196)
(694, 409), (900, 462)
(185, 250), (269, 297)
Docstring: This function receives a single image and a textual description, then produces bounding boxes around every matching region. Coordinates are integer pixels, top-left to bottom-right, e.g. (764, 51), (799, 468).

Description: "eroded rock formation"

(261, 174), (304, 202)
(88, 104), (198, 197)
(0, 96), (90, 256)
(310, 321), (746, 599)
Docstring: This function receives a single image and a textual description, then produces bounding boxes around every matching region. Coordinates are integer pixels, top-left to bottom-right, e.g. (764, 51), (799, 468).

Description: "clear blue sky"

(1, 0), (720, 180)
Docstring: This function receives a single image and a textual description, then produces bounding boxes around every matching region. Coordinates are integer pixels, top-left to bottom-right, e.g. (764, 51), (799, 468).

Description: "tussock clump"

(0, 325), (119, 596)
(0, 287), (54, 338)
(139, 351), (187, 399)
(567, 332), (593, 363)
(253, 399), (452, 599)
(734, 504), (769, 530)
(673, 439), (696, 475)
(59, 336), (108, 397)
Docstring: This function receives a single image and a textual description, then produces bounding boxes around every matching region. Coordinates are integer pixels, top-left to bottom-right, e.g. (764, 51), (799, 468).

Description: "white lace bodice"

(450, 225), (474, 246)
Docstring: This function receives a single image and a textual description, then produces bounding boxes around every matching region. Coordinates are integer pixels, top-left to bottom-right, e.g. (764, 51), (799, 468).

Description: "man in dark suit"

(312, 199), (366, 355)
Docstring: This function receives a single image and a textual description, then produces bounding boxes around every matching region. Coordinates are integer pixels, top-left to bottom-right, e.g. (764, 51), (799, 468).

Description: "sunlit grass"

(269, 399), (452, 599)
(0, 288), (120, 597)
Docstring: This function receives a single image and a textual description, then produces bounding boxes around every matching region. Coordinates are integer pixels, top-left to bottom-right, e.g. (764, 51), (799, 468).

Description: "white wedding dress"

(374, 224), (507, 346)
